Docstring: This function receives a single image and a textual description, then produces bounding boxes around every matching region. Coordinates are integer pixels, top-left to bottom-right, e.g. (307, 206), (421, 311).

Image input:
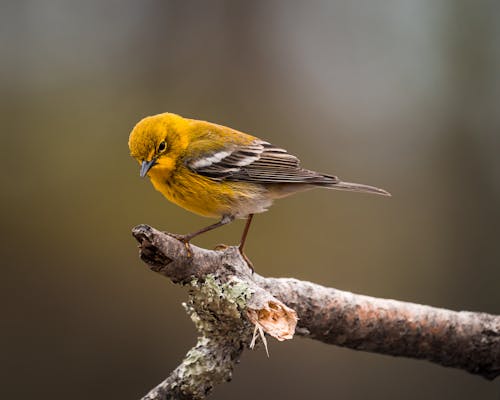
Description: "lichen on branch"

(132, 224), (500, 400)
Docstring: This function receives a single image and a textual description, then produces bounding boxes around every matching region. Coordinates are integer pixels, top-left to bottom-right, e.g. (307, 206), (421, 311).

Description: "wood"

(132, 224), (500, 400)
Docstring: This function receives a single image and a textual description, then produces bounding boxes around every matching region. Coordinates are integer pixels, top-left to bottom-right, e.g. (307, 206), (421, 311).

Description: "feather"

(186, 140), (339, 185)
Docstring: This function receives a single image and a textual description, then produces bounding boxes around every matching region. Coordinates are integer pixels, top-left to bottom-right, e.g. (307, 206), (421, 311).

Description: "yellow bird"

(129, 112), (390, 268)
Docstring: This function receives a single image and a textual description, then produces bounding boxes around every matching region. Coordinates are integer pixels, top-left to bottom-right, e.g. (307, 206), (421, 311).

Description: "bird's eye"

(158, 141), (167, 152)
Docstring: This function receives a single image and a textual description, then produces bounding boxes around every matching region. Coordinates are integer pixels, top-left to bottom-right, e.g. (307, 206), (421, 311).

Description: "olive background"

(2, 1), (499, 399)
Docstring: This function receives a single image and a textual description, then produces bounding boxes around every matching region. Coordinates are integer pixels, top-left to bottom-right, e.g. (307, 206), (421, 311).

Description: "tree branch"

(132, 224), (500, 399)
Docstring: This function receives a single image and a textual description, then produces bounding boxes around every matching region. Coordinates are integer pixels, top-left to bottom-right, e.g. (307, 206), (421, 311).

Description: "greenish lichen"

(182, 274), (254, 336)
(171, 275), (256, 399)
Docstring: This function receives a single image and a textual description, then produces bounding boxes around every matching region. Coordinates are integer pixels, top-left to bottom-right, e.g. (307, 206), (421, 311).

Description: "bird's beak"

(140, 159), (156, 177)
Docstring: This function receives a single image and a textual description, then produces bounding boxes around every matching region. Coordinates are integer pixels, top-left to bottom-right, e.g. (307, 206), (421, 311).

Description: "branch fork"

(132, 224), (500, 400)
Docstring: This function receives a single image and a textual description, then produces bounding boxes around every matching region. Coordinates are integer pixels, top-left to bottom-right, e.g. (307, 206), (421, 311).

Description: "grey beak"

(140, 159), (156, 177)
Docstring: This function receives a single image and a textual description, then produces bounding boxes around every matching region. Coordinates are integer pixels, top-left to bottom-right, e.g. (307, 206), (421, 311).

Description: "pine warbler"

(128, 112), (390, 268)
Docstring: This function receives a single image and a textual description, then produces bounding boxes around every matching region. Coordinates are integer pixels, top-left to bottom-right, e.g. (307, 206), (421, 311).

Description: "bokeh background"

(2, 1), (499, 399)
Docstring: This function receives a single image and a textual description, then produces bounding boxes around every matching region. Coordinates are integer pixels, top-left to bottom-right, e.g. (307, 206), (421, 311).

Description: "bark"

(132, 224), (500, 400)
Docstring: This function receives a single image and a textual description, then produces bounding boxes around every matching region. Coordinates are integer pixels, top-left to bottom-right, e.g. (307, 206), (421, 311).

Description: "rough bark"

(132, 224), (500, 400)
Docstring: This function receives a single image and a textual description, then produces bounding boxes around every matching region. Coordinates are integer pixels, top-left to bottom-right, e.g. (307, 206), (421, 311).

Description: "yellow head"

(128, 112), (188, 178)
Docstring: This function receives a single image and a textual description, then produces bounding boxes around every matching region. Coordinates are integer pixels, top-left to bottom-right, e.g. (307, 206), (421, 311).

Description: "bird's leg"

(238, 214), (254, 272)
(239, 214), (253, 252)
(172, 215), (235, 257)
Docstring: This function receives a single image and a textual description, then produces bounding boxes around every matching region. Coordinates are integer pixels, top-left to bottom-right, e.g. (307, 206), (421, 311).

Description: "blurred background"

(2, 1), (499, 399)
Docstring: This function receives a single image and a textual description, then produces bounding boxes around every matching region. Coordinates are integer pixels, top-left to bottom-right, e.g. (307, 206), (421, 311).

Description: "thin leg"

(239, 214), (254, 253)
(239, 214), (254, 272)
(184, 215), (234, 241)
(174, 215), (234, 256)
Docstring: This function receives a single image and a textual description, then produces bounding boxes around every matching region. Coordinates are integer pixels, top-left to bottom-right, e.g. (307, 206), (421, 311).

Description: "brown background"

(2, 1), (499, 399)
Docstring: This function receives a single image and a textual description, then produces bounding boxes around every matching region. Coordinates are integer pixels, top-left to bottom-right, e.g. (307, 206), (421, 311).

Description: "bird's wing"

(186, 139), (339, 184)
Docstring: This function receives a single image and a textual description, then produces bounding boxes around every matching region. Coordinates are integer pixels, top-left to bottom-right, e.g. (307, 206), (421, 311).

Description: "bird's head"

(128, 112), (187, 178)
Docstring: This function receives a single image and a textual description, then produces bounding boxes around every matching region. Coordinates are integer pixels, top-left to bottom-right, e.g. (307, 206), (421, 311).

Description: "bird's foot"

(167, 233), (194, 257)
(214, 243), (229, 251)
(238, 246), (254, 273)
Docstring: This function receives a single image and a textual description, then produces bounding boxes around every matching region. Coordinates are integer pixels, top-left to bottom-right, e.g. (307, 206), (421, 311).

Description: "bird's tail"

(322, 180), (391, 196)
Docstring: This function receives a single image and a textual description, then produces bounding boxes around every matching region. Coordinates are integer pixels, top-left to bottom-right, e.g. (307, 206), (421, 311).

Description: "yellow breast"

(148, 163), (258, 218)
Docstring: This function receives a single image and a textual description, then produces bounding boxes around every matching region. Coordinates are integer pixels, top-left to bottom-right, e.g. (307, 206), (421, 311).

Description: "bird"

(128, 112), (390, 269)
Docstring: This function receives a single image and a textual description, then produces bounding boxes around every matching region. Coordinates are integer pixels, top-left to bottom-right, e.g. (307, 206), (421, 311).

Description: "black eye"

(158, 141), (167, 152)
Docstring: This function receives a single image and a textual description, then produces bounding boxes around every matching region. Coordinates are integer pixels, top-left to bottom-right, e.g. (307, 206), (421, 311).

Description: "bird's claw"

(182, 241), (193, 258)
(239, 247), (254, 273)
(167, 233), (194, 258)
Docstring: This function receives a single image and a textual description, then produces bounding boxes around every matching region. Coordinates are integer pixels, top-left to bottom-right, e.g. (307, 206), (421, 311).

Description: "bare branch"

(132, 224), (500, 400)
(258, 277), (500, 379)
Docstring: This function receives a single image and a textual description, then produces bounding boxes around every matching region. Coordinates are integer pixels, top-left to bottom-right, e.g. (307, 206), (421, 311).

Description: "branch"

(132, 225), (500, 399)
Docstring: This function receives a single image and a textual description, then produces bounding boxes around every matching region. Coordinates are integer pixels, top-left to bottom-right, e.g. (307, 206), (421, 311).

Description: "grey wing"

(186, 140), (339, 185)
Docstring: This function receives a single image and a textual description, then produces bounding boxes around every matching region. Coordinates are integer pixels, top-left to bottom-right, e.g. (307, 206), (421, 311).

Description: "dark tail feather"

(322, 180), (391, 196)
